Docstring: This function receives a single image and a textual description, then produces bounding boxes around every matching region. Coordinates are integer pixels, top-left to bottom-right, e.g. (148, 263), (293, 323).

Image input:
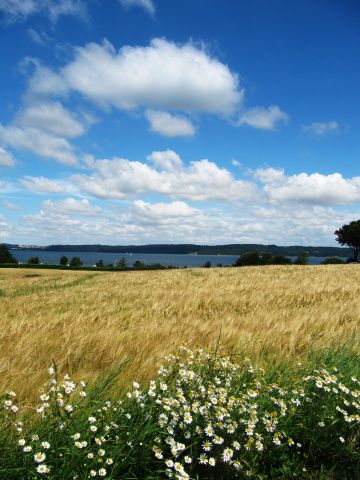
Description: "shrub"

(320, 257), (345, 265)
(234, 252), (292, 267)
(27, 256), (40, 265)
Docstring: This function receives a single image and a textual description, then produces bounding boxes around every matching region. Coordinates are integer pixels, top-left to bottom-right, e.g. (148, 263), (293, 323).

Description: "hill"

(12, 243), (351, 257)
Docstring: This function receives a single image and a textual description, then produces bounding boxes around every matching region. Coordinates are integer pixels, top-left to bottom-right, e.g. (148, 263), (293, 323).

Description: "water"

(11, 250), (335, 268)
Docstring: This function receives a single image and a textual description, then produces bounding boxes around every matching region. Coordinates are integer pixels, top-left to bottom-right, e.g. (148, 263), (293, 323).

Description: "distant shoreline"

(7, 243), (351, 258)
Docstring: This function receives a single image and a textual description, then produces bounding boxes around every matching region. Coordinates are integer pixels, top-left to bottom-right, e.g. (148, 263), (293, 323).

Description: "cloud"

(71, 151), (258, 201)
(0, 146), (15, 167)
(28, 65), (69, 97)
(45, 0), (87, 23)
(20, 175), (66, 193)
(132, 200), (196, 221)
(147, 149), (183, 171)
(254, 167), (285, 184)
(0, 0), (87, 23)
(28, 28), (51, 46)
(16, 102), (85, 138)
(0, 124), (77, 165)
(2, 200), (18, 209)
(27, 38), (242, 116)
(231, 159), (240, 167)
(255, 168), (360, 206)
(119, 0), (155, 16)
(42, 198), (102, 216)
(238, 106), (289, 130)
(0, 214), (11, 240)
(12, 198), (265, 245)
(145, 110), (195, 137)
(301, 121), (339, 136)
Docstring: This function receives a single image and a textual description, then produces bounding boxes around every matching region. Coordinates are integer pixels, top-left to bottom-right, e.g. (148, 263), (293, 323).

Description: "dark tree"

(294, 253), (309, 265)
(70, 256), (83, 267)
(59, 255), (68, 266)
(0, 244), (17, 264)
(273, 255), (292, 265)
(133, 260), (145, 269)
(27, 256), (39, 265)
(96, 259), (104, 267)
(335, 220), (360, 262)
(116, 257), (127, 269)
(320, 257), (345, 265)
(202, 261), (211, 268)
(234, 251), (261, 267)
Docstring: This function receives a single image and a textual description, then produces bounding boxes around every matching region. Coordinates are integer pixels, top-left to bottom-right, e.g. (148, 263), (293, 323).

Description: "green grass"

(1, 346), (359, 479)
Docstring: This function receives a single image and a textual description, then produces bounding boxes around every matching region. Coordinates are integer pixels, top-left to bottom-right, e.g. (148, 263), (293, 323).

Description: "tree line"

(1, 219), (360, 268)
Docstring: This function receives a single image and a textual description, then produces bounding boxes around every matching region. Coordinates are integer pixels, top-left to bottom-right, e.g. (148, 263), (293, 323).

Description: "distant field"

(0, 265), (359, 400)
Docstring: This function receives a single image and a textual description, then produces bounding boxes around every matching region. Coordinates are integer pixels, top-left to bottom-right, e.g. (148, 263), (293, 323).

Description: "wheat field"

(0, 265), (359, 401)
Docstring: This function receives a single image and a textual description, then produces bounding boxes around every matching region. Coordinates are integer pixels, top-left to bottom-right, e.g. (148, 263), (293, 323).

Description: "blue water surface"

(11, 250), (333, 268)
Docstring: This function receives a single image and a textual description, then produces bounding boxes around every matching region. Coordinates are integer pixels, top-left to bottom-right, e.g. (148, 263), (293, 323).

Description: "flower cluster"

(1, 348), (359, 479)
(303, 367), (360, 435)
(143, 347), (305, 478)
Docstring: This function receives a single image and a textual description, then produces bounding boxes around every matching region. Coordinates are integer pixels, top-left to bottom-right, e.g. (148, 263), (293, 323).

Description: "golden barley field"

(0, 265), (359, 401)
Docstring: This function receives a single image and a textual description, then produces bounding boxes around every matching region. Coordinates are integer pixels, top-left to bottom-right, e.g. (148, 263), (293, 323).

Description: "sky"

(0, 0), (359, 246)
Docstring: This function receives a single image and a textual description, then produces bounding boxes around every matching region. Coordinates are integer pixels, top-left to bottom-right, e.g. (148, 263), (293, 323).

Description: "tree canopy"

(335, 220), (360, 262)
(69, 257), (83, 267)
(0, 244), (18, 264)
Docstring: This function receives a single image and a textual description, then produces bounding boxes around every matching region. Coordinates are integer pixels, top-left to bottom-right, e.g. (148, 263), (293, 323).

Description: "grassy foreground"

(0, 265), (360, 401)
(1, 346), (359, 479)
(0, 266), (359, 478)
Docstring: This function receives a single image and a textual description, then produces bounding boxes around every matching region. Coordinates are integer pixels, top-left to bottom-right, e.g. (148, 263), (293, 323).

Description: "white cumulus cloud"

(238, 105), (289, 130)
(0, 124), (77, 165)
(16, 102), (85, 138)
(255, 168), (360, 206)
(28, 38), (242, 116)
(147, 149), (183, 171)
(132, 200), (196, 220)
(20, 176), (66, 193)
(42, 197), (102, 216)
(145, 110), (195, 137)
(71, 151), (258, 202)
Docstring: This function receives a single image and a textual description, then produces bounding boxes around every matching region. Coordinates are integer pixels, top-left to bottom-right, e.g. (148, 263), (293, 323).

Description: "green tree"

(202, 261), (211, 268)
(70, 256), (82, 267)
(59, 255), (68, 266)
(335, 220), (360, 262)
(320, 257), (345, 265)
(273, 255), (292, 265)
(133, 260), (145, 269)
(116, 257), (127, 269)
(0, 244), (17, 264)
(96, 259), (104, 267)
(27, 256), (39, 265)
(294, 253), (309, 265)
(234, 251), (261, 267)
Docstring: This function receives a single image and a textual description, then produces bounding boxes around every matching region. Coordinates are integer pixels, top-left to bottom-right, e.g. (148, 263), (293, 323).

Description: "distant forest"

(9, 243), (352, 257)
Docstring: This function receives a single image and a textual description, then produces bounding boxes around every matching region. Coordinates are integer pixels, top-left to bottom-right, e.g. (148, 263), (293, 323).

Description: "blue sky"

(0, 0), (359, 246)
